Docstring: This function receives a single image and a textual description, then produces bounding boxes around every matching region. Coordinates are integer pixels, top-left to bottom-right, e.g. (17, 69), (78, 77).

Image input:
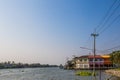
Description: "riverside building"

(73, 55), (113, 70)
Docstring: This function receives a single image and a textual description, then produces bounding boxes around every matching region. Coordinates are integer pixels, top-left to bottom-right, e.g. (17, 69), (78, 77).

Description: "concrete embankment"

(105, 69), (120, 78)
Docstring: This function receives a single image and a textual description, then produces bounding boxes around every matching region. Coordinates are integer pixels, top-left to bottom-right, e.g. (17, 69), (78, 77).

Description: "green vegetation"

(113, 68), (120, 70)
(0, 61), (58, 69)
(110, 50), (120, 67)
(116, 68), (120, 70)
(75, 71), (94, 76)
(64, 60), (75, 69)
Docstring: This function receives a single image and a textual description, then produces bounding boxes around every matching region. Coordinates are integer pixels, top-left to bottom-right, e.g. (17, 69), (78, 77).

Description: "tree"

(110, 50), (120, 67)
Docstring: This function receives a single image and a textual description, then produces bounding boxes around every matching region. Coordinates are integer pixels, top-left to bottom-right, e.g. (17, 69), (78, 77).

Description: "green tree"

(110, 50), (120, 67)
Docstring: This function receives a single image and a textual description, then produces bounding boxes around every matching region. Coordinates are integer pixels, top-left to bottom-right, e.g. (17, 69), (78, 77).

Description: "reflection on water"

(0, 68), (120, 80)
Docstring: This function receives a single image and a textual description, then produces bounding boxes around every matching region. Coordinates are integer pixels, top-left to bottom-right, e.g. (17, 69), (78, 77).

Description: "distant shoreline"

(0, 61), (58, 69)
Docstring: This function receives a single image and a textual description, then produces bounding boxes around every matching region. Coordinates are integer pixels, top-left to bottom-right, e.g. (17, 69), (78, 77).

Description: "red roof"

(79, 55), (88, 58)
(88, 55), (102, 58)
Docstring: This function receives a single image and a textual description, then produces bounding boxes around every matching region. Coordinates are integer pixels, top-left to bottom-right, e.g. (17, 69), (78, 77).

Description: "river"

(0, 67), (120, 80)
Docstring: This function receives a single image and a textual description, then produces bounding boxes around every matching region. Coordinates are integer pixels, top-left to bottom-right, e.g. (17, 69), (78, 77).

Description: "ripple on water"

(0, 68), (120, 80)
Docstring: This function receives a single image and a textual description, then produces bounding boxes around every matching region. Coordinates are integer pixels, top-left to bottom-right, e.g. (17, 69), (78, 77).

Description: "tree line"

(0, 61), (58, 69)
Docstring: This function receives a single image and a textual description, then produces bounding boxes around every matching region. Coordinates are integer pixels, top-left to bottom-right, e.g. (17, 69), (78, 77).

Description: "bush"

(75, 71), (94, 76)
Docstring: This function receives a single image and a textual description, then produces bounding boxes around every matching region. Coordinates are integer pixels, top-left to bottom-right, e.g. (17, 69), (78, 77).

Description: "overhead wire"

(95, 0), (118, 32)
(101, 45), (120, 52)
(96, 0), (120, 33)
(91, 0), (118, 54)
(81, 0), (118, 52)
(89, 1), (120, 79)
(99, 32), (120, 50)
(97, 14), (120, 50)
(90, 1), (120, 79)
(99, 14), (120, 34)
(85, 0), (120, 55)
(80, 35), (92, 53)
(93, 0), (120, 54)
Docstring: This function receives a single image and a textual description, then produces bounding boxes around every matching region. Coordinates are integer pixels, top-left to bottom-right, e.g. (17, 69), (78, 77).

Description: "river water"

(0, 67), (119, 80)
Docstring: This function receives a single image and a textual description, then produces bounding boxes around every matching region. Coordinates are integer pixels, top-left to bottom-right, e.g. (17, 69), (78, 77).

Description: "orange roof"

(101, 55), (110, 58)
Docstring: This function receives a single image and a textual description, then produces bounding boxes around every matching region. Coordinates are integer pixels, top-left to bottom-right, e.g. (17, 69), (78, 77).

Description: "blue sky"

(0, 0), (120, 65)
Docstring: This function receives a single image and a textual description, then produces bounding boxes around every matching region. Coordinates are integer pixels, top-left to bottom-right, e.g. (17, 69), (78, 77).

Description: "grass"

(75, 71), (94, 76)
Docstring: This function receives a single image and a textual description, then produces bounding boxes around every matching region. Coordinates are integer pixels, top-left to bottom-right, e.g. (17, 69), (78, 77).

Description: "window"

(79, 64), (83, 68)
(99, 58), (103, 61)
(95, 59), (98, 61)
(79, 59), (82, 62)
(89, 59), (93, 61)
(84, 58), (87, 61)
(84, 64), (89, 68)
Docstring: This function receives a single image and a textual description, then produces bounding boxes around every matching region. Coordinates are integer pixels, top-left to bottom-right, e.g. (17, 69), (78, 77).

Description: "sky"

(0, 0), (120, 65)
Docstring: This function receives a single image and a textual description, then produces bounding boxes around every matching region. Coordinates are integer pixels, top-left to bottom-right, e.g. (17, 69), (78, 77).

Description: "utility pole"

(91, 33), (99, 80)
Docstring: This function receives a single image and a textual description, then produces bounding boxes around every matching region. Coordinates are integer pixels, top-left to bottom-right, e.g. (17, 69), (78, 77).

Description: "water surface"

(0, 68), (119, 80)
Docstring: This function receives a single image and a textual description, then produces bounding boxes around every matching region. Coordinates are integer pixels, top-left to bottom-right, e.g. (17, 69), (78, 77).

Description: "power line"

(97, 14), (120, 50)
(98, 32), (120, 50)
(83, 1), (118, 52)
(81, 34), (92, 53)
(95, 0), (118, 31)
(101, 45), (120, 52)
(80, 47), (103, 54)
(99, 14), (120, 34)
(96, 0), (120, 34)
(107, 33), (120, 45)
(80, 47), (93, 51)
(85, 0), (118, 54)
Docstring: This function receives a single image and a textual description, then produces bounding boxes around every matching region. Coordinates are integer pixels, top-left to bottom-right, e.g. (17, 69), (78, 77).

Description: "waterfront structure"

(101, 55), (112, 67)
(88, 55), (104, 69)
(73, 55), (112, 69)
(75, 55), (89, 69)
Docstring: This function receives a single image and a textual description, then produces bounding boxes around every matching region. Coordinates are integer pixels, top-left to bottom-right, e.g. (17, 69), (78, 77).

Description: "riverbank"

(0, 61), (58, 69)
(105, 69), (120, 78)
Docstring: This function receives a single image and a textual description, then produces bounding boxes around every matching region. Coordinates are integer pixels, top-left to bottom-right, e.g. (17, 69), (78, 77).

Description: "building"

(75, 55), (89, 69)
(89, 55), (104, 69)
(74, 55), (112, 69)
(101, 55), (112, 67)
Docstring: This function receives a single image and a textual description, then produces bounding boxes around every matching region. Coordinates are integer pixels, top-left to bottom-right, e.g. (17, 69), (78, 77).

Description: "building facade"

(75, 56), (89, 69)
(74, 55), (112, 69)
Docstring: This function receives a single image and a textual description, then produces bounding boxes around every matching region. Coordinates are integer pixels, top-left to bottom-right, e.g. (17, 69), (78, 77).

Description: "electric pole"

(91, 33), (99, 80)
